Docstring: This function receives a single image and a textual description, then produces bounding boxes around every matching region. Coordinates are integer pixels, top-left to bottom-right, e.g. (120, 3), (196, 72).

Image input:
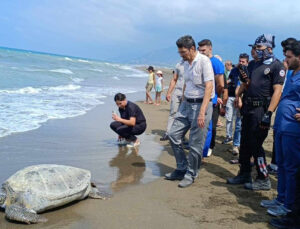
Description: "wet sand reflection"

(110, 146), (146, 192)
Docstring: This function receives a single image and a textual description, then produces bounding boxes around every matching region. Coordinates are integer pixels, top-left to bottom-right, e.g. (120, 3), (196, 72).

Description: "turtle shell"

(4, 164), (91, 212)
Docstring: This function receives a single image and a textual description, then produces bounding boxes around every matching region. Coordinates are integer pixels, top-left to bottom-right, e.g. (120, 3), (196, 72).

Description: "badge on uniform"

(279, 70), (285, 77)
(264, 68), (271, 75)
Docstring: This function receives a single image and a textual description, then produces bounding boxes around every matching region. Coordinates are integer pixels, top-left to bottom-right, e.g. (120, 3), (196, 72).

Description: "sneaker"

(269, 212), (300, 229)
(244, 178), (271, 190)
(227, 171), (252, 184)
(222, 137), (233, 144)
(267, 164), (278, 175)
(207, 148), (213, 157)
(261, 198), (283, 208)
(117, 139), (130, 145)
(268, 205), (291, 217)
(178, 175), (194, 188)
(165, 169), (186, 181)
(232, 146), (239, 156)
(160, 134), (169, 141)
(126, 140), (140, 148)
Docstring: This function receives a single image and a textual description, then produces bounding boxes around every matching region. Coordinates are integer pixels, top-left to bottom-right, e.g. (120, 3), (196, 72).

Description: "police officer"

(227, 34), (286, 190)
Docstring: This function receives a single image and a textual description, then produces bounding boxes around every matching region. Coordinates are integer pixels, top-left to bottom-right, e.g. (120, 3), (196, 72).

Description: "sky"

(0, 0), (299, 64)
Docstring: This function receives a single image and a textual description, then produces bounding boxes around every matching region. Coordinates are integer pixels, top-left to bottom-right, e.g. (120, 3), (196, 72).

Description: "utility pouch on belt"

(246, 97), (271, 109)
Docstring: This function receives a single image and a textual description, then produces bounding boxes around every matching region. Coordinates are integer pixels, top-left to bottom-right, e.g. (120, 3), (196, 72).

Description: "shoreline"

(0, 66), (277, 228)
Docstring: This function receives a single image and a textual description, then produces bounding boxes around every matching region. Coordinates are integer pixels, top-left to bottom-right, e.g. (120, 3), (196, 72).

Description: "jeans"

(210, 104), (219, 149)
(166, 92), (182, 135)
(225, 97), (241, 146)
(168, 100), (213, 178)
(275, 131), (300, 209)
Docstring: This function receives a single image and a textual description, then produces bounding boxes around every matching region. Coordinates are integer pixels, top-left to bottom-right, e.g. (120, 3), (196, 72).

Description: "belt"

(186, 98), (211, 103)
(246, 97), (271, 107)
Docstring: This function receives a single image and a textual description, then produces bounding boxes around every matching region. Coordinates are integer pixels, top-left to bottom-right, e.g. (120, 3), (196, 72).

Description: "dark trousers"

(110, 121), (146, 141)
(209, 104), (219, 149)
(294, 168), (300, 215)
(239, 106), (269, 179)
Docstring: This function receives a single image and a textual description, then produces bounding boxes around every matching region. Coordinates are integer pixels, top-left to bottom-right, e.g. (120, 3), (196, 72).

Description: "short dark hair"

(176, 35), (196, 49)
(114, 93), (126, 102)
(281, 38), (298, 52)
(239, 53), (249, 61)
(285, 41), (300, 57)
(198, 39), (212, 47)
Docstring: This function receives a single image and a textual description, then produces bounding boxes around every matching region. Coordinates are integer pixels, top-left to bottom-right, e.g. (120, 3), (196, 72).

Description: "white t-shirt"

(183, 52), (215, 99)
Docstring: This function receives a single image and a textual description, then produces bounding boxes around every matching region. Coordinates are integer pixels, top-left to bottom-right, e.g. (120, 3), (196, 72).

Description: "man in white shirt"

(165, 35), (215, 188)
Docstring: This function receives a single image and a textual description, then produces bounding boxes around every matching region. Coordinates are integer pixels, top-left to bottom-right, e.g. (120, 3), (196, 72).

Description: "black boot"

(270, 212), (300, 229)
(227, 171), (252, 185)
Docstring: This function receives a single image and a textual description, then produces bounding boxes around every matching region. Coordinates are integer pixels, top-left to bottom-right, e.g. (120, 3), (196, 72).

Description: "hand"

(112, 113), (121, 122)
(197, 112), (205, 128)
(260, 111), (272, 129)
(166, 93), (171, 102)
(238, 64), (249, 83)
(294, 108), (300, 122)
(217, 97), (223, 105)
(220, 106), (226, 117)
(234, 97), (239, 108)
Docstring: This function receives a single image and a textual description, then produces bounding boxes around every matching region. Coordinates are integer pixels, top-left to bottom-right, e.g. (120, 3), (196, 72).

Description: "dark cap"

(248, 34), (275, 48)
(147, 66), (154, 71)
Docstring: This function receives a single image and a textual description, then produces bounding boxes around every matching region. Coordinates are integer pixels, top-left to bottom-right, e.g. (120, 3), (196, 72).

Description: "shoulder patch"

(279, 70), (285, 77)
(264, 68), (271, 75)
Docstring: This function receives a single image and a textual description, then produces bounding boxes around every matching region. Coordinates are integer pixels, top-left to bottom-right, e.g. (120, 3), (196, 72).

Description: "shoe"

(268, 205), (291, 217)
(244, 178), (271, 190)
(165, 169), (186, 181)
(207, 148), (213, 157)
(232, 146), (239, 156)
(160, 134), (169, 141)
(267, 164), (278, 175)
(227, 171), (251, 184)
(261, 198), (283, 208)
(126, 140), (140, 148)
(178, 176), (194, 188)
(270, 213), (300, 229)
(229, 159), (239, 164)
(117, 139), (130, 145)
(222, 137), (233, 144)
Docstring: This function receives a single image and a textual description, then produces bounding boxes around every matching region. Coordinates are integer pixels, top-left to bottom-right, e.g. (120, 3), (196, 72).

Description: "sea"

(0, 47), (165, 193)
(0, 47), (148, 138)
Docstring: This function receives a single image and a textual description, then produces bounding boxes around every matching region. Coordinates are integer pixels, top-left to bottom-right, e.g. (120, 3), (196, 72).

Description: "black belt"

(186, 98), (211, 103)
(246, 97), (271, 107)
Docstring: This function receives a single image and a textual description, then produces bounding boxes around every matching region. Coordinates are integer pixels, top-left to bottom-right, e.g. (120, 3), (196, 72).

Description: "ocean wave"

(125, 73), (148, 78)
(78, 59), (90, 63)
(0, 87), (42, 95)
(64, 57), (73, 61)
(48, 84), (81, 91)
(89, 68), (103, 72)
(113, 76), (120, 80)
(49, 69), (74, 74)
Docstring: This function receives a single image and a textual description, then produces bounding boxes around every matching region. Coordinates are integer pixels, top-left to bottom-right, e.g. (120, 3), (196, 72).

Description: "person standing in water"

(145, 66), (156, 104)
(154, 70), (164, 105)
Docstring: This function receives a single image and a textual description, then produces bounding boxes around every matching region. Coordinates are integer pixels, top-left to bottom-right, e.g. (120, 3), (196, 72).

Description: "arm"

(166, 72), (179, 101)
(198, 80), (213, 128)
(215, 74), (224, 97)
(162, 79), (164, 92)
(267, 84), (283, 112)
(112, 115), (136, 126)
(153, 74), (156, 88)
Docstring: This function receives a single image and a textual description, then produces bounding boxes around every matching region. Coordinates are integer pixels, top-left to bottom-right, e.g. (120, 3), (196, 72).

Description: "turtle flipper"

(5, 204), (48, 224)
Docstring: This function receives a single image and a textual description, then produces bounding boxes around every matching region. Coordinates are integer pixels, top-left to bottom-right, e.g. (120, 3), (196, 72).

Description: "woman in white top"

(155, 70), (164, 105)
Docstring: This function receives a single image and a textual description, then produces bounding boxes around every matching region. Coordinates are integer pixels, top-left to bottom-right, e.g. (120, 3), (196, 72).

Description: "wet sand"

(0, 69), (277, 228)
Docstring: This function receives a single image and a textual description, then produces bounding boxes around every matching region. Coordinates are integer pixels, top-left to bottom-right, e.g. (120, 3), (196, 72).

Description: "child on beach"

(154, 70), (164, 105)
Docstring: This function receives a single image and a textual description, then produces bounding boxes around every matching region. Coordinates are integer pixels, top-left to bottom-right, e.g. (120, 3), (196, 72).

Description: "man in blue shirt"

(260, 39), (300, 223)
(198, 39), (225, 157)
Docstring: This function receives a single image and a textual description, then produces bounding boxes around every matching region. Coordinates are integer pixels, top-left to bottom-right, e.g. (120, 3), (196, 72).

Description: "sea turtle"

(0, 164), (109, 224)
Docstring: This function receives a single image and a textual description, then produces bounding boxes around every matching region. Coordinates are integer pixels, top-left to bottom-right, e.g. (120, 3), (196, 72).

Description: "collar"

(263, 57), (273, 65)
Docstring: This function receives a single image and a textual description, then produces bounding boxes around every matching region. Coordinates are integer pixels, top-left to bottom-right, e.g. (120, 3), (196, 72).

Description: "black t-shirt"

(227, 67), (240, 97)
(247, 59), (285, 98)
(119, 101), (146, 125)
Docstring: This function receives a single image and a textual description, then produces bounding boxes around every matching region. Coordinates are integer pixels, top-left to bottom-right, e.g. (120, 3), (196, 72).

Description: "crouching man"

(110, 93), (147, 148)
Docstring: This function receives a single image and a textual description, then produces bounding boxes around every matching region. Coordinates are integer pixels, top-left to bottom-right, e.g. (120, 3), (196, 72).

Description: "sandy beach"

(0, 68), (277, 229)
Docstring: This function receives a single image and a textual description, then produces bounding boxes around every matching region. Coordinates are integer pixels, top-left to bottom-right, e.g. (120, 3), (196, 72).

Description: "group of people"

(144, 66), (164, 106)
(110, 34), (300, 228)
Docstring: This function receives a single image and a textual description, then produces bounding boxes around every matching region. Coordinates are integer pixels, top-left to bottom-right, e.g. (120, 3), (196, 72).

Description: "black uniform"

(239, 59), (285, 179)
(110, 101), (147, 141)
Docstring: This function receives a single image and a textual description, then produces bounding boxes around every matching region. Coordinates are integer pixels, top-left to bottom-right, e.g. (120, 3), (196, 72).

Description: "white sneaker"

(207, 148), (213, 157)
(232, 146), (239, 156)
(126, 140), (140, 148)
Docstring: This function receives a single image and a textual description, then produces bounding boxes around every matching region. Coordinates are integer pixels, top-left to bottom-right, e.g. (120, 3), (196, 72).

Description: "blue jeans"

(276, 131), (300, 209)
(225, 97), (241, 146)
(168, 101), (213, 179)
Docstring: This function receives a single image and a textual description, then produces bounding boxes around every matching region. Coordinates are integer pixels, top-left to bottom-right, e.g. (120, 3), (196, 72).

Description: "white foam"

(0, 87), (42, 95)
(89, 68), (103, 72)
(113, 76), (120, 80)
(78, 59), (90, 63)
(49, 69), (74, 74)
(64, 57), (73, 61)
